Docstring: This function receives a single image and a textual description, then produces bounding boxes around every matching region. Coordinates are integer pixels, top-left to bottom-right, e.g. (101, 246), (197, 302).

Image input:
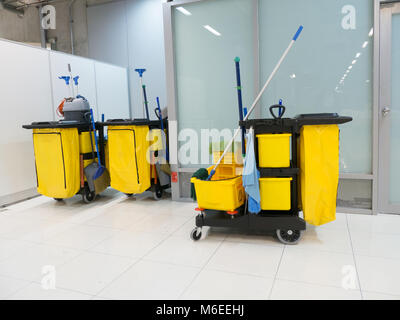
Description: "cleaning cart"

(99, 118), (170, 200)
(191, 108), (352, 244)
(23, 72), (109, 203)
(22, 114), (108, 203)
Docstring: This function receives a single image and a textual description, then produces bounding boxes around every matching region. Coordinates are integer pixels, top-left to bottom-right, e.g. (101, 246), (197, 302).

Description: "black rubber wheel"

(125, 193), (133, 197)
(190, 228), (202, 241)
(82, 188), (96, 203)
(54, 198), (63, 201)
(153, 186), (163, 200)
(276, 229), (303, 245)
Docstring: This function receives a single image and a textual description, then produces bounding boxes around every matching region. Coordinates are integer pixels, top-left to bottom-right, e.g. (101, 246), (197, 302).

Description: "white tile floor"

(0, 189), (400, 300)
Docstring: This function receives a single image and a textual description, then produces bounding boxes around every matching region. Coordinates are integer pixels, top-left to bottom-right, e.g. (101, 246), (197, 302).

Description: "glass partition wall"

(164, 0), (378, 212)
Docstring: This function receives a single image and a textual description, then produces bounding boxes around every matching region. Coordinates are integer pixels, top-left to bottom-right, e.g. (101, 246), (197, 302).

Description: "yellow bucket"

(256, 133), (291, 167)
(191, 166), (244, 212)
(259, 177), (292, 210)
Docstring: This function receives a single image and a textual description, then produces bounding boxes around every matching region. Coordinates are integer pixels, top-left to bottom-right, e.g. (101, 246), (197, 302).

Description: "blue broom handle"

(90, 109), (102, 166)
(156, 97), (169, 162)
(234, 57), (246, 156)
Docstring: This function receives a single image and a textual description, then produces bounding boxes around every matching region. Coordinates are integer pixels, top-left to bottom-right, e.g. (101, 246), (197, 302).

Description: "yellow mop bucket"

(191, 166), (244, 212)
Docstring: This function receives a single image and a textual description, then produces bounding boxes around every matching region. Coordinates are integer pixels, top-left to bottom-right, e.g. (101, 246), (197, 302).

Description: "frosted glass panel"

(173, 0), (255, 167)
(389, 13), (400, 204)
(259, 0), (373, 173)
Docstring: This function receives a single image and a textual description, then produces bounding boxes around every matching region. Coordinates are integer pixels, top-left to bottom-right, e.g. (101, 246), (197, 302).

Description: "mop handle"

(207, 26), (303, 181)
(234, 57), (246, 157)
(90, 108), (102, 166)
(156, 97), (169, 161)
(135, 68), (148, 119)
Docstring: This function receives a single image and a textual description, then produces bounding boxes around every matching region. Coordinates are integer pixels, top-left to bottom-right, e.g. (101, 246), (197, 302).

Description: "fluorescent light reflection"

(203, 25), (221, 36)
(176, 7), (192, 16)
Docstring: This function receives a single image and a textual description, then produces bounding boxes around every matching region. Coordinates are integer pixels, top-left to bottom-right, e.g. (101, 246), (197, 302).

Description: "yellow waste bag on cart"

(108, 125), (151, 194)
(299, 125), (339, 226)
(33, 128), (80, 199)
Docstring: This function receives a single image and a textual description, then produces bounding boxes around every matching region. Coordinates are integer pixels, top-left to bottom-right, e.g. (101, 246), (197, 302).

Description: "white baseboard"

(0, 188), (39, 207)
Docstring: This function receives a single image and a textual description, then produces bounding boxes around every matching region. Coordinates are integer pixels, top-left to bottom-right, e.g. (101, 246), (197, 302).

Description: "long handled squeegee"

(207, 25), (303, 181)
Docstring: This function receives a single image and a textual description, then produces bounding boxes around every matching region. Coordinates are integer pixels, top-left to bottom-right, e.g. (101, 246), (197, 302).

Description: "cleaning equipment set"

(190, 26), (353, 244)
(99, 69), (170, 200)
(23, 65), (109, 203)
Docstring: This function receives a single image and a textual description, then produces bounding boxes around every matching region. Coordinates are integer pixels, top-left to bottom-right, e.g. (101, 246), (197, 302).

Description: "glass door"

(379, 2), (400, 213)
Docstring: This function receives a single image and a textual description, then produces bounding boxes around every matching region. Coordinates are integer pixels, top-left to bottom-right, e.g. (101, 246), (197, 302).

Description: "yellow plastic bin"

(259, 177), (292, 210)
(191, 167), (245, 212)
(257, 133), (291, 167)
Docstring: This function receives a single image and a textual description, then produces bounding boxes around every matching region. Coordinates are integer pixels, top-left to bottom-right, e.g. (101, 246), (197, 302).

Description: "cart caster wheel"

(54, 198), (63, 201)
(276, 229), (303, 245)
(190, 228), (202, 241)
(82, 189), (96, 203)
(153, 187), (163, 200)
(125, 193), (133, 197)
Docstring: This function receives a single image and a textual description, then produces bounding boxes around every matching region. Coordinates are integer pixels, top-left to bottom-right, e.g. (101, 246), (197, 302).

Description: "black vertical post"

(234, 57), (246, 156)
(142, 85), (150, 121)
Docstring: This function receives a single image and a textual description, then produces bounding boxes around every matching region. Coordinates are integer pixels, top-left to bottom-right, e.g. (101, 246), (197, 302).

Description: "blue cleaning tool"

(90, 108), (106, 180)
(234, 57), (246, 157)
(279, 99), (283, 117)
(59, 76), (70, 85)
(134, 68), (150, 120)
(156, 97), (169, 162)
(73, 76), (79, 97)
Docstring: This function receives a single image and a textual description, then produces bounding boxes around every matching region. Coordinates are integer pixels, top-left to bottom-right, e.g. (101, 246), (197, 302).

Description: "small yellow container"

(256, 133), (291, 167)
(191, 167), (245, 212)
(212, 151), (243, 165)
(259, 177), (292, 210)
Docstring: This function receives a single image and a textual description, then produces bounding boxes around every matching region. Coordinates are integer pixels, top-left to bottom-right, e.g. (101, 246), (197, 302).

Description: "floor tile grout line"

(177, 233), (227, 299)
(26, 279), (96, 298)
(267, 244), (286, 300)
(361, 289), (400, 299)
(3, 279), (35, 300)
(94, 223), (182, 298)
(272, 276), (363, 292)
(345, 213), (364, 299)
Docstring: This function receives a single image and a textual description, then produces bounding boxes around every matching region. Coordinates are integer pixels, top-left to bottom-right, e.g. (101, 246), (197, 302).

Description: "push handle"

(292, 25), (303, 41)
(269, 104), (286, 119)
(90, 108), (102, 167)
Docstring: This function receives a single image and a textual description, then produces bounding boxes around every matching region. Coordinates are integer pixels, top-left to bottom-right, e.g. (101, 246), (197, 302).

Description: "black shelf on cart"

(98, 118), (168, 130)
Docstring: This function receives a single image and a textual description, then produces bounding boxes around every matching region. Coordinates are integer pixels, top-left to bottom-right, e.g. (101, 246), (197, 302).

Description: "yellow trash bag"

(108, 125), (151, 194)
(33, 128), (80, 199)
(299, 125), (339, 226)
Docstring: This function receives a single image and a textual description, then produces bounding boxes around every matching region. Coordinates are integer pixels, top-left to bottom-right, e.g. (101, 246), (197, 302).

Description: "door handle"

(382, 107), (391, 116)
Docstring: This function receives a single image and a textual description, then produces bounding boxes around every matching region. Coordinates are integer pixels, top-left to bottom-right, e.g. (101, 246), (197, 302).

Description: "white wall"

(0, 40), (53, 204)
(95, 61), (130, 120)
(87, 0), (167, 120)
(0, 38), (130, 206)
